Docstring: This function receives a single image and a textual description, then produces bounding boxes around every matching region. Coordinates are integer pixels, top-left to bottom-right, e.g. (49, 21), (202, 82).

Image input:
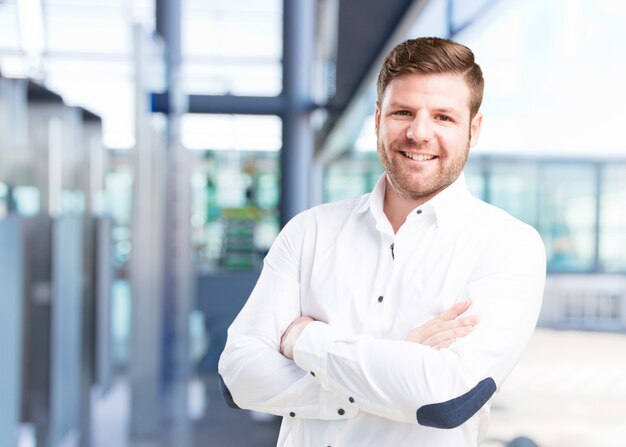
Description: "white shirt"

(219, 174), (546, 447)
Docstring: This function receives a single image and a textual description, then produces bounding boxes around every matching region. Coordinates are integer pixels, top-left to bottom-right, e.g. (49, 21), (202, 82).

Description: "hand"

(405, 300), (479, 350)
(280, 316), (315, 360)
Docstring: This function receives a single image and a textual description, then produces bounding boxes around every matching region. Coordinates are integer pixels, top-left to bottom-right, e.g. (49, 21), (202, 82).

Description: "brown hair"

(376, 37), (484, 117)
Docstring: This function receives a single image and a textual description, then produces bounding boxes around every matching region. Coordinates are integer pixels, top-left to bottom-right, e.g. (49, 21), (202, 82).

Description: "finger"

(406, 314), (479, 343)
(422, 325), (475, 348)
(436, 299), (471, 321)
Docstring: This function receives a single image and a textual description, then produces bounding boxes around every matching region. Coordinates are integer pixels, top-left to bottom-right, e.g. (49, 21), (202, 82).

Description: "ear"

(375, 103), (381, 134)
(469, 112), (483, 148)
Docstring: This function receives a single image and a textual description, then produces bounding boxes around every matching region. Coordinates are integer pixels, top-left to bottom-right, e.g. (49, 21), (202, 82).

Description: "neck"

(383, 179), (426, 234)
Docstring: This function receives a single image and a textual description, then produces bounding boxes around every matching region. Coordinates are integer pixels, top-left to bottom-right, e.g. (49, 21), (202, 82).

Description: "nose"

(406, 112), (434, 142)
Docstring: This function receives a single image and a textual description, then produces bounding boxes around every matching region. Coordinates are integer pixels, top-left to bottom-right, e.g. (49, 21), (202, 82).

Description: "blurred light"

(181, 114), (282, 151)
(16, 0), (45, 60)
(355, 114), (376, 152)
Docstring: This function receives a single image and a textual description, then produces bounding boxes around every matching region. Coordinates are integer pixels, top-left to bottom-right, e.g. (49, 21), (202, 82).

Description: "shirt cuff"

(293, 322), (359, 419)
(292, 321), (343, 386)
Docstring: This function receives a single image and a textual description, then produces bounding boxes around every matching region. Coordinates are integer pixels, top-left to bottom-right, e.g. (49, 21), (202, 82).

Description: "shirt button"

(377, 295), (384, 303)
(289, 411), (296, 417)
(310, 371), (316, 377)
(348, 396), (355, 403)
(338, 408), (345, 415)
(416, 209), (422, 214)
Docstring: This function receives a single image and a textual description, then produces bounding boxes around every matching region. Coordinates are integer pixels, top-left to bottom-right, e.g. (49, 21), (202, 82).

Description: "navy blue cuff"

(416, 377), (496, 429)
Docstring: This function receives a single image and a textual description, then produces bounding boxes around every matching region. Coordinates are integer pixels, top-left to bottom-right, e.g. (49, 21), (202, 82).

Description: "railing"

(539, 274), (626, 331)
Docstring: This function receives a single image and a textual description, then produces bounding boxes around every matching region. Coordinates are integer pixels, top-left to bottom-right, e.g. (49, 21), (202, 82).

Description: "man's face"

(375, 72), (482, 204)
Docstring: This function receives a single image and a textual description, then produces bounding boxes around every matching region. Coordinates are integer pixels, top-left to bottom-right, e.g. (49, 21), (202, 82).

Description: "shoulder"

(284, 193), (370, 232)
(274, 193), (369, 252)
(465, 196), (545, 256)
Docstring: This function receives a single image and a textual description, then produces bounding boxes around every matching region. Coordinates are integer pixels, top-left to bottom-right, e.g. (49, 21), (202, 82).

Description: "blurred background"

(1, 0), (626, 446)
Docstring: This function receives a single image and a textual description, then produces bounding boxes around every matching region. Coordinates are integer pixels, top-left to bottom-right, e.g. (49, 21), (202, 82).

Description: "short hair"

(376, 37), (484, 117)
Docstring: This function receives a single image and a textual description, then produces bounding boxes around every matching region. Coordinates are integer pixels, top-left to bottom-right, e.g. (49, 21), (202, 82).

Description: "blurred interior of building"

(1, 0), (626, 446)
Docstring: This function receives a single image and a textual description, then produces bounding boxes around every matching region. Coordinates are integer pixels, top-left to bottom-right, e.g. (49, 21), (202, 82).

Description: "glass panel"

(0, 2), (22, 51)
(105, 165), (133, 267)
(46, 16), (130, 54)
(191, 150), (279, 269)
(324, 155), (383, 203)
(0, 217), (23, 447)
(461, 0), (626, 157)
(408, 0), (448, 37)
(182, 60), (281, 96)
(463, 157), (485, 200)
(182, 0), (282, 96)
(599, 164), (626, 272)
(45, 59), (134, 149)
(450, 0), (498, 32)
(13, 186), (40, 215)
(0, 182), (7, 218)
(538, 164), (596, 272)
(486, 160), (539, 227)
(181, 114), (281, 151)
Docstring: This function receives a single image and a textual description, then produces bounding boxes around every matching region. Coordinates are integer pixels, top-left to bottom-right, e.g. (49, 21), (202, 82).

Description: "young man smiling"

(219, 37), (546, 446)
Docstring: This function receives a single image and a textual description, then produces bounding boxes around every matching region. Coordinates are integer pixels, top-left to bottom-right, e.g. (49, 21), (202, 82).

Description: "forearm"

(219, 330), (359, 420)
(294, 322), (482, 426)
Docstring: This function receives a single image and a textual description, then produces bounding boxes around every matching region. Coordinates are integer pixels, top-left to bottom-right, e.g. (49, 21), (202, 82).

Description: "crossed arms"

(218, 213), (546, 427)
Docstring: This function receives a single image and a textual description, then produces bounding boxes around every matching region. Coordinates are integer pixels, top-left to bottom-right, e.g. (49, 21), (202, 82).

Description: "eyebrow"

(433, 107), (458, 114)
(387, 103), (462, 116)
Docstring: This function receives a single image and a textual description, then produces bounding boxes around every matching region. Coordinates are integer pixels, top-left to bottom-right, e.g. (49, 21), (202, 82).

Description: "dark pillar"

(280, 0), (317, 227)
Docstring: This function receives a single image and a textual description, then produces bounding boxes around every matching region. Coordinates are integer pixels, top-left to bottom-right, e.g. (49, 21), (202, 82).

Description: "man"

(219, 37), (546, 446)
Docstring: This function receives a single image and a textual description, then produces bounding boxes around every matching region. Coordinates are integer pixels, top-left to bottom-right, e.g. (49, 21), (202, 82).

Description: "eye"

(435, 114), (453, 122)
(391, 110), (411, 117)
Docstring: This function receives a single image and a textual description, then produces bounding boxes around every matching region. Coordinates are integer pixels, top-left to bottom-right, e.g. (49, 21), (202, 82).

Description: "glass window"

(190, 150), (279, 270)
(463, 157), (486, 200)
(0, 182), (6, 217)
(599, 164), (626, 272)
(182, 0), (282, 96)
(538, 164), (597, 272)
(486, 160), (539, 227)
(0, 2), (21, 51)
(181, 114), (281, 151)
(182, 60), (281, 96)
(324, 155), (382, 203)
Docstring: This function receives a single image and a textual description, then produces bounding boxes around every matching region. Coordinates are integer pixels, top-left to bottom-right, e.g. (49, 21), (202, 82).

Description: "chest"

(300, 218), (484, 339)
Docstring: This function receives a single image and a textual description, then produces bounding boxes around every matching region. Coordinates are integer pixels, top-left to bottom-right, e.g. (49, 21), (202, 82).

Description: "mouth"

(400, 151), (437, 162)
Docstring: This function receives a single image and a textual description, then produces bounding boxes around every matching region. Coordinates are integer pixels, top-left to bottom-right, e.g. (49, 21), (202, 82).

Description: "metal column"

(0, 217), (23, 447)
(130, 24), (165, 440)
(158, 0), (193, 444)
(280, 0), (317, 226)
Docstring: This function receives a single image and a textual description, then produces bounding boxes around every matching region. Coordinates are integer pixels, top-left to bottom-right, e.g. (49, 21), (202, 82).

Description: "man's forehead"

(381, 73), (471, 108)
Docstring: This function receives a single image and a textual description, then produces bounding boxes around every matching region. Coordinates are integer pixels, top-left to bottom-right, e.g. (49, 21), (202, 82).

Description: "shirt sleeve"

(218, 212), (359, 421)
(292, 223), (546, 428)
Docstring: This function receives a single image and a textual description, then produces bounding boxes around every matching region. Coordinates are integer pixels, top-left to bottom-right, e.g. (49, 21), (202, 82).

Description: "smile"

(401, 151), (436, 161)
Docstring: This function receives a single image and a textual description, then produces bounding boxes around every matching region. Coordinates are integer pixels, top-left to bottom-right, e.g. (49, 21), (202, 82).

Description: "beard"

(377, 135), (469, 202)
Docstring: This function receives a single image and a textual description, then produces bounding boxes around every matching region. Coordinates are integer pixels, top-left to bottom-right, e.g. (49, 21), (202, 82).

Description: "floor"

(484, 328), (626, 447)
(89, 328), (626, 447)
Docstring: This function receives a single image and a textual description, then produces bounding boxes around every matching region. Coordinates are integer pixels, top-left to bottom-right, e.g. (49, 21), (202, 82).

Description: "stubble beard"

(377, 137), (469, 202)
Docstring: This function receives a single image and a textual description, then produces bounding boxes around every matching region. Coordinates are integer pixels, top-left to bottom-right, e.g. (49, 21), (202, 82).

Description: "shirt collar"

(356, 172), (471, 229)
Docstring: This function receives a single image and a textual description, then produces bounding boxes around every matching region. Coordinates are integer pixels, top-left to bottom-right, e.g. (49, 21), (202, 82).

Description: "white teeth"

(402, 152), (435, 161)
